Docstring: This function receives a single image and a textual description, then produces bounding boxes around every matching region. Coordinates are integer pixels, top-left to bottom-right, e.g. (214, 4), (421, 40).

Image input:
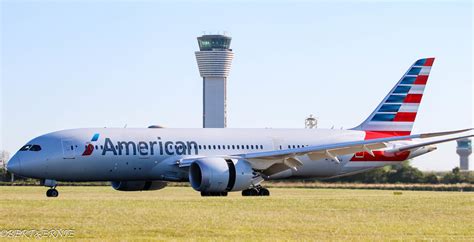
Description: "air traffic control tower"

(457, 138), (472, 170)
(195, 34), (234, 128)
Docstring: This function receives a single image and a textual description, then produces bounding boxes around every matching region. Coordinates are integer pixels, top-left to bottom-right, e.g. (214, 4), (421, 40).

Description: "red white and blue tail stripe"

(352, 58), (435, 139)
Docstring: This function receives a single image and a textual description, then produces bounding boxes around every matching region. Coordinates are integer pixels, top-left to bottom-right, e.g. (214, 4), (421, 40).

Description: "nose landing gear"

(42, 179), (59, 198)
(46, 188), (59, 197)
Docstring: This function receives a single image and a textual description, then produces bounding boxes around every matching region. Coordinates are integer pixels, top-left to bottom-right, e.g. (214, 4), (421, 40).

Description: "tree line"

(325, 161), (474, 184)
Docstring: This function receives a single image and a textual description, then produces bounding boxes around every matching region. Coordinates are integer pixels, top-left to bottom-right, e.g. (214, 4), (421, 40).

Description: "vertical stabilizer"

(352, 58), (435, 139)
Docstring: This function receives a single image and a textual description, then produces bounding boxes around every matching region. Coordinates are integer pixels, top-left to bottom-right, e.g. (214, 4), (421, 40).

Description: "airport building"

(195, 34), (234, 128)
(456, 138), (472, 170)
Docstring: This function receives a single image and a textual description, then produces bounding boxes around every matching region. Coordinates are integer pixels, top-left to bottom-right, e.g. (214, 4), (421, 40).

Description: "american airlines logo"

(82, 134), (100, 156)
(82, 133), (199, 156)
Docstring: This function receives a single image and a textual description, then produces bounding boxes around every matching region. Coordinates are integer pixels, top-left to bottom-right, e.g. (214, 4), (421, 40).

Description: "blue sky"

(1, 1), (472, 171)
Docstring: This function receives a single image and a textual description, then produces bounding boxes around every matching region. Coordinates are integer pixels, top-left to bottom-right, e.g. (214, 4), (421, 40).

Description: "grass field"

(0, 186), (473, 241)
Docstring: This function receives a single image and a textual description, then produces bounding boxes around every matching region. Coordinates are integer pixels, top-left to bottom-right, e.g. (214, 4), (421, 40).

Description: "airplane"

(6, 57), (473, 197)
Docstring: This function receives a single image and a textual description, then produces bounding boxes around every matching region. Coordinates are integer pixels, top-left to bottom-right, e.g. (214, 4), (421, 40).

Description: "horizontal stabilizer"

(387, 134), (474, 153)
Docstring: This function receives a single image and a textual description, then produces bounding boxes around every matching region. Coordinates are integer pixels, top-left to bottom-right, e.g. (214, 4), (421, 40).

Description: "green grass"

(0, 186), (473, 241)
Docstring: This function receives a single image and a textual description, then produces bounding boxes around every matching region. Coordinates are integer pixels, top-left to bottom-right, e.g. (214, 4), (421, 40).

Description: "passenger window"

(198, 145), (202, 149)
(251, 145), (254, 149)
(246, 145), (249, 149)
(30, 145), (42, 151)
(232, 145), (235, 149)
(260, 145), (263, 149)
(213, 145), (216, 150)
(20, 145), (32, 151)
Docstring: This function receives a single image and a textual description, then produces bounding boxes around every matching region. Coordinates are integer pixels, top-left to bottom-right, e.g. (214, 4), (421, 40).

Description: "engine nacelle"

(189, 158), (254, 192)
(111, 181), (167, 191)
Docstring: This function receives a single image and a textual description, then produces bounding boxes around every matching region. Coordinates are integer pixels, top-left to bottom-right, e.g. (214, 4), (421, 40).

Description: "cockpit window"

(30, 145), (42, 151)
(19, 144), (42, 151)
(20, 145), (33, 151)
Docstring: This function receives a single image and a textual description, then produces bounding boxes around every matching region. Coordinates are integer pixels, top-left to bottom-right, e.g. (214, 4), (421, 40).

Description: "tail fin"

(352, 58), (435, 138)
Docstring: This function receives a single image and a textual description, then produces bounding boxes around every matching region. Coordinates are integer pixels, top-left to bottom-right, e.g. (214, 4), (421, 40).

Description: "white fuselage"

(9, 128), (430, 182)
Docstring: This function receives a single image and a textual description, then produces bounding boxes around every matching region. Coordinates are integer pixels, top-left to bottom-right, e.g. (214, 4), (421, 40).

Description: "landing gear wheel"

(258, 188), (270, 196)
(242, 187), (270, 196)
(249, 188), (259, 196)
(46, 188), (59, 197)
(242, 188), (261, 196)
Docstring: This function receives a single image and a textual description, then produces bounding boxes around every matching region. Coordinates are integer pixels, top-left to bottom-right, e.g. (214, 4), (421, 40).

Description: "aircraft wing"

(239, 128), (472, 176)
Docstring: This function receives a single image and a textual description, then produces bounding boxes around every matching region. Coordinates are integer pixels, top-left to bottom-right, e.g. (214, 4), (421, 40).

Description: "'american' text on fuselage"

(102, 137), (198, 156)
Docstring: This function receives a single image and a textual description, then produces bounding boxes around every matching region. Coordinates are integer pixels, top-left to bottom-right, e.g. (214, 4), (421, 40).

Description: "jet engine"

(111, 181), (167, 191)
(189, 158), (254, 193)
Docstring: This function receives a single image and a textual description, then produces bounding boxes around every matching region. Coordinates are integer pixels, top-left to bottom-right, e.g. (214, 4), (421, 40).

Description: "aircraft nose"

(6, 155), (21, 174)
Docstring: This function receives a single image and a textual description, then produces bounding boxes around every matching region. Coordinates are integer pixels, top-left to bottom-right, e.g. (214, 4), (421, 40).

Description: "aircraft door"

(272, 138), (284, 150)
(62, 140), (76, 159)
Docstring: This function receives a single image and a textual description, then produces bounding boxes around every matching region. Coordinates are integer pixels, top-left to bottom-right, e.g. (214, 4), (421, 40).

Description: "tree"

(423, 173), (439, 184)
(386, 160), (425, 183)
(441, 167), (463, 184)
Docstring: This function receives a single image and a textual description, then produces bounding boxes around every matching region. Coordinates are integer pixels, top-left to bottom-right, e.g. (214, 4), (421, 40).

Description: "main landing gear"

(200, 187), (270, 197)
(43, 179), (59, 197)
(242, 186), (270, 196)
